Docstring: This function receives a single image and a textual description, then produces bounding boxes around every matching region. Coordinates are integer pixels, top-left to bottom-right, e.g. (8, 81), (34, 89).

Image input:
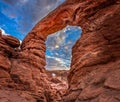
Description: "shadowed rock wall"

(0, 31), (56, 101)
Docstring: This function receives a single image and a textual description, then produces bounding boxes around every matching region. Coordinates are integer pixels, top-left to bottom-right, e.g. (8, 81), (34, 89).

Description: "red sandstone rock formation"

(0, 0), (120, 102)
(0, 30), (65, 101)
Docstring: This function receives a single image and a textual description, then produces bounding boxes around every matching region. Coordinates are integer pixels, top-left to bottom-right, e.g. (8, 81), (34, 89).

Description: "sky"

(0, 0), (82, 70)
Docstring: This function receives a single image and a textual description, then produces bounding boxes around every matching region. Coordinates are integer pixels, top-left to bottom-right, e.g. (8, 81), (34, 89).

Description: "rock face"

(0, 0), (120, 102)
(0, 30), (66, 101)
(64, 0), (120, 102)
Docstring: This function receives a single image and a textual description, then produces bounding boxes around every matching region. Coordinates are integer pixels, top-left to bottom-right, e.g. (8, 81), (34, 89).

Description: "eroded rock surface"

(0, 0), (120, 102)
(64, 0), (120, 102)
(0, 30), (67, 102)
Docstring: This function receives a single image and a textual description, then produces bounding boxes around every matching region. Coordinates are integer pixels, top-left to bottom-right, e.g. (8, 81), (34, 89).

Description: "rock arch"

(21, 0), (119, 73)
(0, 0), (120, 101)
(21, 0), (120, 101)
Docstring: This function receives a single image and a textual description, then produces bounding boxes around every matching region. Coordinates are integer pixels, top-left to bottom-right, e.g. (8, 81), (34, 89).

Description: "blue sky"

(0, 0), (64, 40)
(0, 0), (82, 70)
(46, 26), (81, 70)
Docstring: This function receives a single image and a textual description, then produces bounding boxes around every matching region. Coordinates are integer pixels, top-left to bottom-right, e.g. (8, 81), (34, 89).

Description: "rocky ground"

(0, 0), (120, 102)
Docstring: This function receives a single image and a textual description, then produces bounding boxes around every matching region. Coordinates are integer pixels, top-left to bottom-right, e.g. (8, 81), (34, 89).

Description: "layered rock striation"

(0, 30), (66, 101)
(64, 0), (120, 102)
(0, 0), (120, 102)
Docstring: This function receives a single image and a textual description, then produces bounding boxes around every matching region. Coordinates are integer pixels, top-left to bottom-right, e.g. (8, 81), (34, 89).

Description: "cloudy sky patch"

(0, 0), (64, 40)
(46, 26), (81, 70)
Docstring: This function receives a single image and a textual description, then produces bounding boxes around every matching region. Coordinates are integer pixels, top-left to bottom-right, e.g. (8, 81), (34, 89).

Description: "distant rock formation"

(0, 0), (120, 102)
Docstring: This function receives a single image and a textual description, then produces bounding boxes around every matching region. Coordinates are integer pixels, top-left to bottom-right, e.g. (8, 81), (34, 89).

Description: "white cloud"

(46, 56), (70, 70)
(46, 27), (67, 50)
(55, 45), (59, 49)
(46, 26), (82, 70)
(0, 28), (9, 35)
(20, 0), (28, 4)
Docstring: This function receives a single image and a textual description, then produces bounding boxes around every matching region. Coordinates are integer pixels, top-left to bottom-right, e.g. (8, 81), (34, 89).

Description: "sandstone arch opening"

(45, 25), (82, 70)
(0, 0), (119, 101)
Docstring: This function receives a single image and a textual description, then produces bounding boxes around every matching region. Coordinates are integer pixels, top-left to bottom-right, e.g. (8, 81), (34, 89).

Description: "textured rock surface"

(0, 0), (120, 102)
(0, 31), (66, 101)
(64, 0), (120, 102)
